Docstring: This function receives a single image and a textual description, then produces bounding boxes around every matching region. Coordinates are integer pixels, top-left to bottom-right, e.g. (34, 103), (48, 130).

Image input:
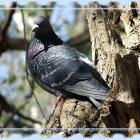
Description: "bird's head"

(28, 16), (63, 61)
(32, 16), (53, 42)
(33, 16), (52, 30)
(31, 16), (63, 46)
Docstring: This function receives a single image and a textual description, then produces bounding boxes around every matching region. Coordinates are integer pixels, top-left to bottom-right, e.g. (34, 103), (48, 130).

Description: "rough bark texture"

(42, 98), (110, 137)
(86, 2), (140, 136)
(43, 2), (140, 137)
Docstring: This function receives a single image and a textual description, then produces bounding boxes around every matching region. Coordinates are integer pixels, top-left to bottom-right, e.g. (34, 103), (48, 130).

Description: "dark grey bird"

(27, 16), (110, 108)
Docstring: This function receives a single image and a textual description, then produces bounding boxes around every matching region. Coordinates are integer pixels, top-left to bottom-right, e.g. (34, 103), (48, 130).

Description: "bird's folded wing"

(37, 53), (109, 100)
(38, 57), (91, 86)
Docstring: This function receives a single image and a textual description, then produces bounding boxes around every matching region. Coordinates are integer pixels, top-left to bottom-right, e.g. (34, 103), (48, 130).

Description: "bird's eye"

(32, 24), (39, 30)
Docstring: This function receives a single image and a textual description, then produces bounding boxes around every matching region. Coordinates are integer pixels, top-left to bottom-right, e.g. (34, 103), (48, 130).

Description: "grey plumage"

(27, 16), (110, 108)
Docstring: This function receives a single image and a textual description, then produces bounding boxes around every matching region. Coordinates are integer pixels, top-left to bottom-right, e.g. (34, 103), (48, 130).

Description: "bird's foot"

(51, 96), (63, 114)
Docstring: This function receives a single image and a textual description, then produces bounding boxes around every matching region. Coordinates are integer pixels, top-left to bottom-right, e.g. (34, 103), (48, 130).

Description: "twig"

(15, 111), (41, 124)
(3, 97), (41, 127)
(0, 94), (41, 127)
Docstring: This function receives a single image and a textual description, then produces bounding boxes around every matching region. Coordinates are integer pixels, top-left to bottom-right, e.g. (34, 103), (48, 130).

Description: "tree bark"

(43, 2), (140, 137)
(42, 98), (110, 137)
(86, 2), (140, 136)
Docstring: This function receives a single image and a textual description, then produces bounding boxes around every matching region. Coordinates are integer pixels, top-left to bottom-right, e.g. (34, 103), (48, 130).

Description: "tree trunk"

(43, 2), (140, 137)
(86, 2), (140, 136)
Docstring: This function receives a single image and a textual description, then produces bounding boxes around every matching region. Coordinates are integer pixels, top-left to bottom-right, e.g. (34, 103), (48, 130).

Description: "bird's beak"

(32, 24), (39, 30)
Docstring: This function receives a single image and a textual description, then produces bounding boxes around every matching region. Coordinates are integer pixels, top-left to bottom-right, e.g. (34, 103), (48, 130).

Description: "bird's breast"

(28, 43), (45, 60)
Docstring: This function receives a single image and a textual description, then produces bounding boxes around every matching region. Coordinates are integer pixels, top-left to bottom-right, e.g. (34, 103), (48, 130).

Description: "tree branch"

(67, 29), (90, 50)
(0, 2), (16, 53)
(3, 29), (90, 52)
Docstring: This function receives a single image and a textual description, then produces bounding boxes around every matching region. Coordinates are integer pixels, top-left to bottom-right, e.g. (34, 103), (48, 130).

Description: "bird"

(27, 16), (110, 108)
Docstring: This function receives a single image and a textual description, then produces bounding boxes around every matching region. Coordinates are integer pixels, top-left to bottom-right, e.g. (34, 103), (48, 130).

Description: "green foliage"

(25, 2), (40, 16)
(9, 75), (17, 84)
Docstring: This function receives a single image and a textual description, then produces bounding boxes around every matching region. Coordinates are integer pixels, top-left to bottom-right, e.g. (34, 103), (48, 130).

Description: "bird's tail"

(89, 97), (102, 108)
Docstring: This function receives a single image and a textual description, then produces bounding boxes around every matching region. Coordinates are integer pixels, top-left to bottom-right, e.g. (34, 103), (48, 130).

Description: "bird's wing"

(58, 59), (110, 101)
(71, 47), (110, 89)
(33, 45), (109, 101)
(36, 51), (91, 86)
